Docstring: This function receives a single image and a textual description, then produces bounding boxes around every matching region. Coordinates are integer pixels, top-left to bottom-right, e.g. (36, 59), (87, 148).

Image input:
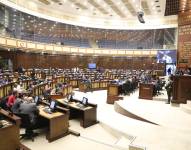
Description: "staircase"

(69, 119), (146, 150)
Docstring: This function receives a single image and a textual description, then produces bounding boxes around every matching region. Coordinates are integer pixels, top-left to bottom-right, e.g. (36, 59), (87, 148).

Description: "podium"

(107, 84), (123, 104)
(139, 83), (154, 100)
(172, 75), (191, 104)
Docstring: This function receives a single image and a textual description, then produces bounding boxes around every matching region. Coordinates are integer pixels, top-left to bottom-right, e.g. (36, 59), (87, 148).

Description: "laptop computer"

(76, 97), (88, 109)
(43, 100), (56, 114)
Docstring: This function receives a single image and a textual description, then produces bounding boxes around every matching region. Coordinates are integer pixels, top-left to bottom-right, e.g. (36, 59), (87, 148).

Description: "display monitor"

(157, 50), (176, 64)
(67, 94), (73, 101)
(88, 63), (96, 69)
(50, 100), (56, 110)
(82, 97), (88, 105)
(34, 96), (39, 105)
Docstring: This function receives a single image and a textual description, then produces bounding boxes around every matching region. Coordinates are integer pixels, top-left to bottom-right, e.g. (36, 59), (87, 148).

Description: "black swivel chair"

(0, 96), (9, 110)
(15, 113), (38, 141)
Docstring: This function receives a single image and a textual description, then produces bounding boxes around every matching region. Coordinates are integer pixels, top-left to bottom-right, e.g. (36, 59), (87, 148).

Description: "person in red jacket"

(7, 91), (17, 108)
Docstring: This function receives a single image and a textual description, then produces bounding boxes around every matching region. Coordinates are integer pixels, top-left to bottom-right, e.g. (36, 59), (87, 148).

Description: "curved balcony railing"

(0, 36), (158, 56)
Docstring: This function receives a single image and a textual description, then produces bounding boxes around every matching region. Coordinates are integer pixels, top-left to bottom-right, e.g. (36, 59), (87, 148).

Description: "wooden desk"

(139, 83), (154, 100)
(50, 94), (63, 99)
(0, 109), (21, 150)
(79, 80), (109, 92)
(56, 99), (97, 128)
(39, 106), (69, 142)
(172, 75), (191, 104)
(62, 85), (73, 97)
(78, 82), (87, 92)
(69, 79), (79, 88)
(107, 84), (123, 104)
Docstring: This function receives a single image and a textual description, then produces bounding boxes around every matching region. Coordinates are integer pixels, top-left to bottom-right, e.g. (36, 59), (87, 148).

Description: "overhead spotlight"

(137, 11), (145, 24)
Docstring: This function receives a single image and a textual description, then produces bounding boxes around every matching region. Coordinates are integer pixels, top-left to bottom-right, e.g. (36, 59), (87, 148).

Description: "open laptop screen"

(50, 101), (56, 110)
(82, 97), (88, 105)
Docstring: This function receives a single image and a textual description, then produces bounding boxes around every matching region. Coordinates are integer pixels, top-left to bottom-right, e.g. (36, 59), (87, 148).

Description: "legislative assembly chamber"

(0, 0), (191, 150)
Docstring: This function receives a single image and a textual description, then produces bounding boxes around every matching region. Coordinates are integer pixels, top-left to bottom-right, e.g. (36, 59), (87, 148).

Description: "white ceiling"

(35, 0), (165, 19)
(1, 0), (177, 29)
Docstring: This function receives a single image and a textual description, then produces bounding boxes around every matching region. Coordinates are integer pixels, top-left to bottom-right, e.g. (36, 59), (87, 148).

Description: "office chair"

(15, 113), (38, 141)
(0, 96), (9, 110)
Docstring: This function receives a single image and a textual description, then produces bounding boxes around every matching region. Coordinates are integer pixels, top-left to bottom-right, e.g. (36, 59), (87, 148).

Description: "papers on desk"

(0, 120), (12, 128)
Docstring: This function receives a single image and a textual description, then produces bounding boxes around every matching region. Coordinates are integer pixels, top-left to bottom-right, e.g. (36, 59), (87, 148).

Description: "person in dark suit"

(19, 103), (39, 125)
(167, 67), (172, 75)
(86, 77), (92, 92)
(11, 94), (23, 114)
(12, 94), (39, 125)
(165, 75), (173, 104)
(31, 69), (36, 80)
(18, 66), (24, 74)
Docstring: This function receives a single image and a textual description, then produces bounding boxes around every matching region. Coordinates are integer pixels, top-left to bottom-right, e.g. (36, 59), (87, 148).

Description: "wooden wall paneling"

(0, 50), (164, 70)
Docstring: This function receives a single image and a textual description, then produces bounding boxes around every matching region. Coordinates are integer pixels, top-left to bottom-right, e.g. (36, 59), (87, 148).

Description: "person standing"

(165, 75), (173, 104)
(167, 67), (172, 75)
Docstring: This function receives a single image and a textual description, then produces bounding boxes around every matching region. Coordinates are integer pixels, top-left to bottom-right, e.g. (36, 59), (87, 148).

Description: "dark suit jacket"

(11, 99), (22, 114)
(19, 103), (39, 125)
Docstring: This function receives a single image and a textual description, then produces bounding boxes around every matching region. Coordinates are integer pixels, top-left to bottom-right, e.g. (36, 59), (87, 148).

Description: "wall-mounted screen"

(157, 50), (176, 64)
(88, 63), (96, 69)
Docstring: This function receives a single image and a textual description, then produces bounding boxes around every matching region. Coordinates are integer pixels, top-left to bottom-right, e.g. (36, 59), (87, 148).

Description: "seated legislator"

(50, 84), (62, 95)
(43, 83), (51, 98)
(19, 103), (39, 124)
(12, 94), (39, 122)
(23, 93), (34, 103)
(12, 98), (40, 140)
(11, 94), (24, 114)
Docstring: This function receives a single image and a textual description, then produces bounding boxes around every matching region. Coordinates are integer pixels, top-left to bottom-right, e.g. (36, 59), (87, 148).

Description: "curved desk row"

(0, 79), (33, 98)
(78, 80), (109, 92)
(0, 78), (73, 99)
